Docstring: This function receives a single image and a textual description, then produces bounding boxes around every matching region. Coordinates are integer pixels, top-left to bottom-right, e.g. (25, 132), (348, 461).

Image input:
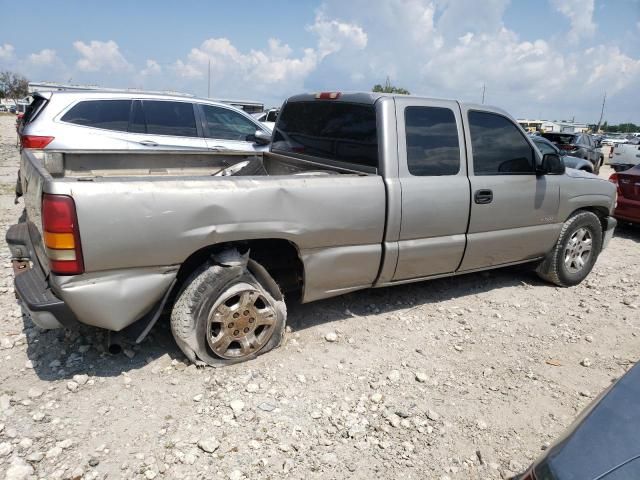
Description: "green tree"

(0, 71), (29, 103)
(372, 76), (410, 95)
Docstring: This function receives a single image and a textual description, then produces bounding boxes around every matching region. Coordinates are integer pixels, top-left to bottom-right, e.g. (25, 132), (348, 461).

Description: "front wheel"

(536, 211), (603, 287)
(171, 253), (286, 366)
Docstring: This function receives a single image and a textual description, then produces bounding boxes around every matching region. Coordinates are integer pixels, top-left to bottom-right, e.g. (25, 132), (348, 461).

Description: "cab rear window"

(61, 100), (131, 132)
(272, 101), (378, 169)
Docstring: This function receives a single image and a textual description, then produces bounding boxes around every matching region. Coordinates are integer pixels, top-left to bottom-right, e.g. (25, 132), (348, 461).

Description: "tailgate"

(18, 149), (51, 275)
(618, 172), (640, 200)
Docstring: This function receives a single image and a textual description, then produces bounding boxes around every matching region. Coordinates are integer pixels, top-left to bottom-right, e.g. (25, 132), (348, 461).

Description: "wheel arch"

(174, 238), (305, 302)
(566, 206), (609, 234)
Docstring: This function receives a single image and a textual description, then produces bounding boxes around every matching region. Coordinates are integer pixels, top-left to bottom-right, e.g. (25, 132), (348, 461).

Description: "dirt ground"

(0, 113), (638, 480)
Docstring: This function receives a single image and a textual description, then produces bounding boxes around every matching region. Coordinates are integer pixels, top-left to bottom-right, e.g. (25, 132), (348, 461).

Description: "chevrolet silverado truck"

(8, 92), (617, 366)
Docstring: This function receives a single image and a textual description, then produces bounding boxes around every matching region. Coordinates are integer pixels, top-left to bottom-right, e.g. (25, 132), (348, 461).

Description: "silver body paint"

(16, 93), (616, 332)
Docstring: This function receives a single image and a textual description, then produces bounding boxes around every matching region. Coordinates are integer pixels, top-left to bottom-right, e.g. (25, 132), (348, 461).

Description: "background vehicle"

(541, 132), (603, 171)
(516, 362), (640, 480)
(252, 108), (279, 131)
(19, 91), (272, 152)
(0, 105), (8, 113)
(8, 92), (616, 367)
(609, 165), (640, 224)
(609, 138), (640, 172)
(531, 136), (597, 173)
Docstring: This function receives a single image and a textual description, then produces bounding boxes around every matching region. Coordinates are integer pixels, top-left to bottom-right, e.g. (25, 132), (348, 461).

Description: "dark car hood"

(535, 362), (640, 480)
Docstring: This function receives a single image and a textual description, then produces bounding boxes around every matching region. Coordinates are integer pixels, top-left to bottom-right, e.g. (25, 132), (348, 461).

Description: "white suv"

(19, 91), (272, 152)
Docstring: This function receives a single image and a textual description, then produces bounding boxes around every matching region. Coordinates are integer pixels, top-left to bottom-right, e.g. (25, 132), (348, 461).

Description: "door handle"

(474, 189), (493, 204)
(138, 140), (158, 147)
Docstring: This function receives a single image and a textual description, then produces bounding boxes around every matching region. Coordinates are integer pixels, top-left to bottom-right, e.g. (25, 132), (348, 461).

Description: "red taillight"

(609, 173), (622, 195)
(315, 92), (342, 100)
(42, 194), (84, 275)
(21, 135), (54, 149)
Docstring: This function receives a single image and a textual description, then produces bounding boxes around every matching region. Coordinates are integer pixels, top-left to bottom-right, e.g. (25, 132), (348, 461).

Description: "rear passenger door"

(460, 108), (561, 271)
(126, 100), (207, 150)
(392, 98), (470, 281)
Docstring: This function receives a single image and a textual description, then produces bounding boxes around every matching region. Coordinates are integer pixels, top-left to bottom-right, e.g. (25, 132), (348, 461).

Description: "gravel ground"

(0, 113), (638, 480)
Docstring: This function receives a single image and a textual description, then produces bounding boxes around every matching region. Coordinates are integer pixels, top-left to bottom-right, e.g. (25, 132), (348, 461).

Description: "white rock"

(580, 358), (592, 367)
(296, 374), (306, 383)
(0, 441), (13, 456)
(46, 446), (63, 459)
(310, 411), (322, 419)
(24, 360), (35, 369)
(72, 374), (89, 385)
(18, 438), (33, 450)
(324, 332), (338, 342)
(245, 383), (259, 393)
(387, 370), (401, 382)
(144, 470), (157, 479)
(0, 394), (11, 411)
(229, 399), (245, 413)
(197, 438), (220, 453)
(4, 457), (34, 480)
(426, 409), (440, 422)
(229, 470), (244, 480)
(57, 438), (73, 449)
(27, 387), (43, 399)
(193, 394), (203, 402)
(415, 371), (428, 383)
(370, 392), (384, 403)
(66, 381), (79, 392)
(26, 452), (44, 462)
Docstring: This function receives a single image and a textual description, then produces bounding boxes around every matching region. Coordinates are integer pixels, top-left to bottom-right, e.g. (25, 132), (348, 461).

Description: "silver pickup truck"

(8, 92), (617, 366)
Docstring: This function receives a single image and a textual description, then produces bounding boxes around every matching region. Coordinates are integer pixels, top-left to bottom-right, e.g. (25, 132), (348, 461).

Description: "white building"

(540, 121), (589, 133)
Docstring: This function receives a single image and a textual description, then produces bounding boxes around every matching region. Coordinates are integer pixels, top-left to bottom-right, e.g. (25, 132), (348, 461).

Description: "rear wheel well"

(175, 239), (304, 302)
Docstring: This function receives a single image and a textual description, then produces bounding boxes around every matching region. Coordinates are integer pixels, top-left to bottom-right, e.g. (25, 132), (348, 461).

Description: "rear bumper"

(614, 196), (640, 224)
(6, 223), (79, 329)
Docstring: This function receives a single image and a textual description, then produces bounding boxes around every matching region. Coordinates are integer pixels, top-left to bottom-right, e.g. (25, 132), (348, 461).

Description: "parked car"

(8, 105), (16, 114)
(531, 136), (596, 173)
(251, 108), (279, 131)
(19, 91), (272, 152)
(541, 132), (603, 171)
(601, 134), (629, 146)
(0, 105), (8, 113)
(609, 165), (640, 224)
(515, 362), (640, 480)
(7, 91), (617, 366)
(609, 138), (640, 172)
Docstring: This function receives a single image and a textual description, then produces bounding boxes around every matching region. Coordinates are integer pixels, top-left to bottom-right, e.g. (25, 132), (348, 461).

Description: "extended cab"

(8, 92), (617, 366)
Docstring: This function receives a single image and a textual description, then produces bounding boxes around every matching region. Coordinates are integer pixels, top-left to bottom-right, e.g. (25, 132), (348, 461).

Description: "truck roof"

(285, 91), (507, 116)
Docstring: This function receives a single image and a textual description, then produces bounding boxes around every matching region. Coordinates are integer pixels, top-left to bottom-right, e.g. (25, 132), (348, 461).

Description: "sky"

(1, 0), (639, 123)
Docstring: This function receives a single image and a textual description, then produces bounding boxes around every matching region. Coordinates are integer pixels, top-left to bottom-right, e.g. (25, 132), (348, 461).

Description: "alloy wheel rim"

(563, 227), (592, 274)
(206, 283), (277, 359)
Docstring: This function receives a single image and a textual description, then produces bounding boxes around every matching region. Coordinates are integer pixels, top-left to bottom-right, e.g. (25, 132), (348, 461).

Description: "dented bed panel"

(53, 175), (386, 273)
(50, 266), (178, 331)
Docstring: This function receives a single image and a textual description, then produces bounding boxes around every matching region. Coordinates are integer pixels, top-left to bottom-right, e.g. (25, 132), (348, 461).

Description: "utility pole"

(207, 59), (211, 98)
(595, 91), (606, 133)
(481, 84), (486, 104)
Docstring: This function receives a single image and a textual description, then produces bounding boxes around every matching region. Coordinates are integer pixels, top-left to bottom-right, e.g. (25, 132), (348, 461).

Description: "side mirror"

(538, 153), (565, 175)
(253, 129), (272, 145)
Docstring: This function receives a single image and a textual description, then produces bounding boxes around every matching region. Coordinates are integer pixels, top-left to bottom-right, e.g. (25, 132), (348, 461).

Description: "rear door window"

(142, 101), (198, 137)
(60, 100), (131, 132)
(273, 101), (378, 169)
(200, 104), (258, 140)
(405, 106), (460, 176)
(469, 111), (535, 175)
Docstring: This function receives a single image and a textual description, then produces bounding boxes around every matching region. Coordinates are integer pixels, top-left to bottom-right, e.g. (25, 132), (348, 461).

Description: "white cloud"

(550, 0), (596, 42)
(0, 43), (14, 60)
(140, 59), (161, 76)
(307, 13), (368, 57)
(73, 40), (131, 72)
(171, 13), (367, 98)
(27, 49), (58, 66)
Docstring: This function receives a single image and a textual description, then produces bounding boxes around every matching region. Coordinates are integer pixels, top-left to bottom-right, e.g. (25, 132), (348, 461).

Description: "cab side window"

(143, 101), (198, 137)
(469, 111), (535, 175)
(405, 106), (460, 176)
